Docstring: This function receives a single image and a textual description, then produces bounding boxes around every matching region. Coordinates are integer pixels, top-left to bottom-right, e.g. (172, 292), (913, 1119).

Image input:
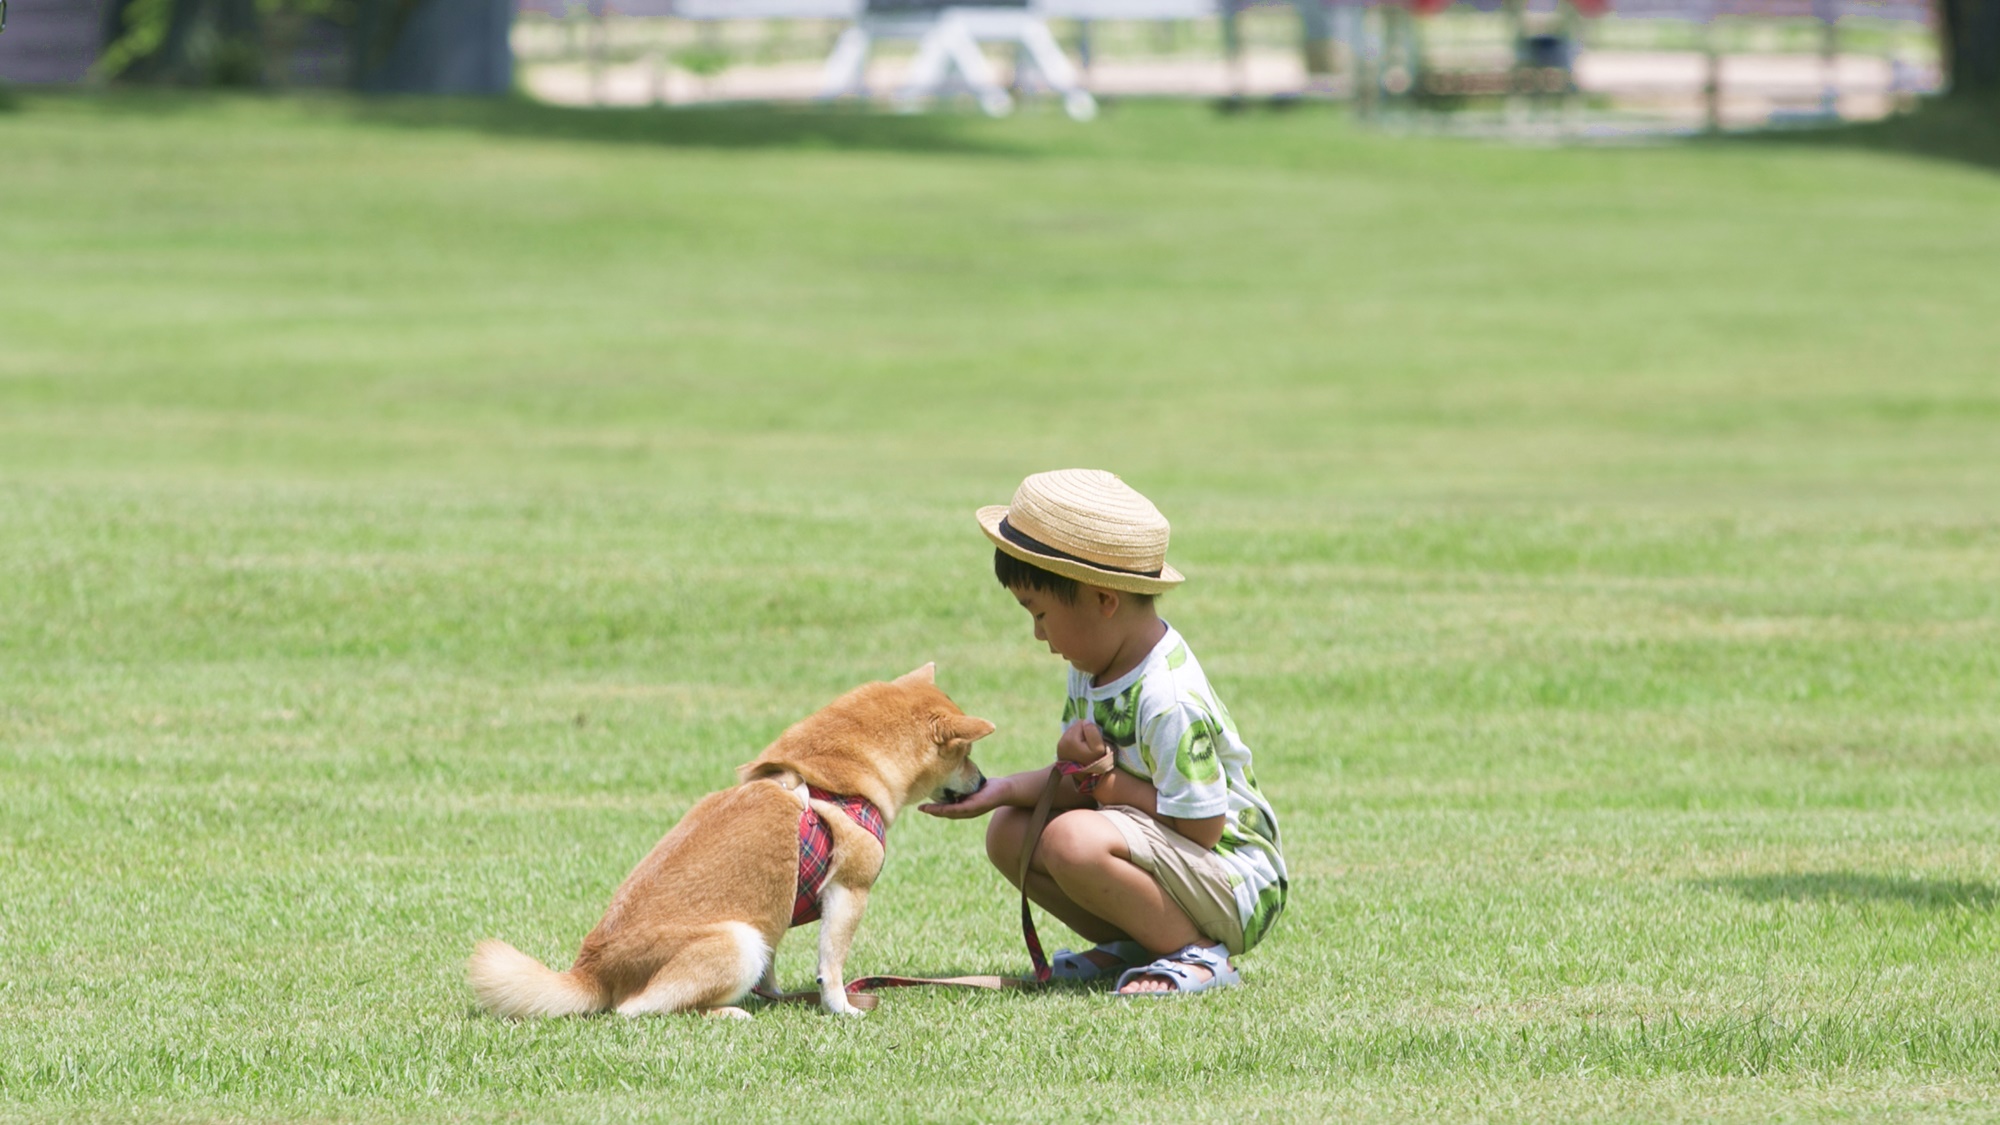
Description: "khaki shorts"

(1097, 805), (1248, 955)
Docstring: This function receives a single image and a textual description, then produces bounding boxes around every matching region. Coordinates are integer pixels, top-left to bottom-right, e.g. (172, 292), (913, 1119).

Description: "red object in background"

(1409, 0), (1607, 13)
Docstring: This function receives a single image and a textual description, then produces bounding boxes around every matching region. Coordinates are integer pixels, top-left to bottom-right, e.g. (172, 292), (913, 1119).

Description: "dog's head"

(893, 662), (993, 807)
(739, 663), (993, 820)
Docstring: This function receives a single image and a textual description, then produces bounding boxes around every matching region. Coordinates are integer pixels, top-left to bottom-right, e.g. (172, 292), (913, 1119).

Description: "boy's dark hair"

(994, 549), (1155, 608)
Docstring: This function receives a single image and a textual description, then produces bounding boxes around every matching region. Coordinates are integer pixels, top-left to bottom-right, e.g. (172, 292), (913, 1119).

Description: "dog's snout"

(937, 763), (987, 805)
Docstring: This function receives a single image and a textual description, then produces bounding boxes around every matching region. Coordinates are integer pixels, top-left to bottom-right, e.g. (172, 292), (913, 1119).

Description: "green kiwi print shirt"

(1063, 624), (1289, 950)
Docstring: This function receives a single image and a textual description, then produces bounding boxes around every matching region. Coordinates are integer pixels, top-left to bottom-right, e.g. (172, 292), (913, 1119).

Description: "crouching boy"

(922, 469), (1287, 995)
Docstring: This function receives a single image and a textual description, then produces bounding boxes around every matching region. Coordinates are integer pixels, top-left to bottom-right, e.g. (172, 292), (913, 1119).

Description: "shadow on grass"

(731, 970), (1065, 1012)
(1699, 872), (2000, 910)
(349, 95), (1027, 158)
(18, 87), (1026, 158)
(1726, 95), (2000, 175)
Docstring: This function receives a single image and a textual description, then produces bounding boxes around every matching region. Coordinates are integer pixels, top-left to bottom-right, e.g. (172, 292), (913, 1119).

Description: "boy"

(922, 469), (1287, 996)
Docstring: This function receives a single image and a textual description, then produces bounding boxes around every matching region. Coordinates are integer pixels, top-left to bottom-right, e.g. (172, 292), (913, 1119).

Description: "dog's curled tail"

(468, 940), (605, 1019)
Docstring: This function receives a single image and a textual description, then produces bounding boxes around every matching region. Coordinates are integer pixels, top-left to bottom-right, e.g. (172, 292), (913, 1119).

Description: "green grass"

(2, 91), (1999, 1122)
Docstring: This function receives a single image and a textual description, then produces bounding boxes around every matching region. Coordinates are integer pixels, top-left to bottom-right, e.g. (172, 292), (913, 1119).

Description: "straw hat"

(976, 469), (1184, 595)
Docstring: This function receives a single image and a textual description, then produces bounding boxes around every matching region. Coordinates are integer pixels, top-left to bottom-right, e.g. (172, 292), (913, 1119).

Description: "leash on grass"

(754, 763), (1075, 1009)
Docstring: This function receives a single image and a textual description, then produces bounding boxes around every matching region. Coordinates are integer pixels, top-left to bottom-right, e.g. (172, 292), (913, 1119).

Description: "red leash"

(1017, 762), (1070, 983)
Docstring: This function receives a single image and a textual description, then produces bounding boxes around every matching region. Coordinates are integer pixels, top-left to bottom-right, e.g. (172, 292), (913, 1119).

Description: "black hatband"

(997, 517), (1163, 579)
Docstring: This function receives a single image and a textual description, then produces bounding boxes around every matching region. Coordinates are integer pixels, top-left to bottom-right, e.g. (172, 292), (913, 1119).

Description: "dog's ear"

(895, 662), (937, 687)
(933, 713), (995, 745)
(737, 761), (788, 785)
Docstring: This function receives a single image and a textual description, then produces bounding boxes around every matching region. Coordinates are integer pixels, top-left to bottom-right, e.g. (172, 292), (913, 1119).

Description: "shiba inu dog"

(467, 664), (991, 1018)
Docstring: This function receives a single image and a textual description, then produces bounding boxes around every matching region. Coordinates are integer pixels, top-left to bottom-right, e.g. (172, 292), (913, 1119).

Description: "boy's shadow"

(1696, 871), (2000, 911)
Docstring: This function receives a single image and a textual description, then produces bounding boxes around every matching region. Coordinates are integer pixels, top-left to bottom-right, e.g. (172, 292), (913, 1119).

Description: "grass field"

(3, 91), (1999, 1122)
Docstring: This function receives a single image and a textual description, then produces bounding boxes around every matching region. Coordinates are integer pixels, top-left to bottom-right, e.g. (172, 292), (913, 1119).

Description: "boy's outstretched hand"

(920, 722), (1117, 820)
(919, 772), (1016, 819)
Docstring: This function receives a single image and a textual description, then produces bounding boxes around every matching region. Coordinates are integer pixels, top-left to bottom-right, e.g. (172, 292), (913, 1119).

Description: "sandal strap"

(1116, 957), (1201, 992)
(1114, 943), (1233, 993)
(1051, 940), (1151, 981)
(1169, 942), (1230, 970)
(1053, 940), (1145, 964)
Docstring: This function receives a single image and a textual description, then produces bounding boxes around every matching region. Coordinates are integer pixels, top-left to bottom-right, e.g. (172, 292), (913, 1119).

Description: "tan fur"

(468, 663), (993, 1019)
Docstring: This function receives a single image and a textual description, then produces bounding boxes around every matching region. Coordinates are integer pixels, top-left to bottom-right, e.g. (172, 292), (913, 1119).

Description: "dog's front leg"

(815, 882), (871, 1016)
(808, 798), (886, 1017)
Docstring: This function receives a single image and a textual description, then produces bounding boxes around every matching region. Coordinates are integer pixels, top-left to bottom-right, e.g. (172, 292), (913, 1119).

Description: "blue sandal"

(1114, 942), (1240, 997)
(1050, 940), (1148, 982)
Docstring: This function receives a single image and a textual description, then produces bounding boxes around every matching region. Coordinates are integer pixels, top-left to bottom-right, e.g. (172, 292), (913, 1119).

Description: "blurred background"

(1, 0), (1988, 132)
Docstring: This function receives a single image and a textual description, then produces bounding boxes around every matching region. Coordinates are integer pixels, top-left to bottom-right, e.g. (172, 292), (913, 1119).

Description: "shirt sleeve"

(1059, 677), (1086, 736)
(1140, 699), (1230, 820)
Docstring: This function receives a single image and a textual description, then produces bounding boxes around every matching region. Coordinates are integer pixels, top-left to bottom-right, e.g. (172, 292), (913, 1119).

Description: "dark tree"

(351, 0), (511, 94)
(99, 0), (509, 93)
(1939, 0), (2000, 95)
(99, 0), (262, 84)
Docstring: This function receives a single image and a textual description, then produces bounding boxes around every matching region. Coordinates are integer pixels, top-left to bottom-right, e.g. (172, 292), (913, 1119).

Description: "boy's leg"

(985, 807), (1130, 944)
(1035, 811), (1210, 957)
(986, 807), (1223, 989)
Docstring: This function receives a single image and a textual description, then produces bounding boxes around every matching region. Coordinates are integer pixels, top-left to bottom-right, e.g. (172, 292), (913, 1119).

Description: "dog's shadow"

(1694, 871), (2000, 911)
(455, 970), (1092, 1021)
(744, 967), (1105, 1010)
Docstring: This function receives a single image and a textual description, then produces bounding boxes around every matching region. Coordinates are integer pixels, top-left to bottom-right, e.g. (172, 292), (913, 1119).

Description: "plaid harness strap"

(790, 786), (888, 928)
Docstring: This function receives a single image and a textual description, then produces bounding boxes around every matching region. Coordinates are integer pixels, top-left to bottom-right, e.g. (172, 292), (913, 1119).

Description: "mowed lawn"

(2, 92), (1998, 1122)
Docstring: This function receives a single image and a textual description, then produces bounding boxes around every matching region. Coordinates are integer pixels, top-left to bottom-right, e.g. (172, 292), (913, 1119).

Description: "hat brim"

(976, 505), (1184, 595)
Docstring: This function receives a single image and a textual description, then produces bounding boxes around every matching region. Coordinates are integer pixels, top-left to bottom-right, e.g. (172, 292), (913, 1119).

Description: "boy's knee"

(1037, 812), (1115, 873)
(985, 806), (1025, 869)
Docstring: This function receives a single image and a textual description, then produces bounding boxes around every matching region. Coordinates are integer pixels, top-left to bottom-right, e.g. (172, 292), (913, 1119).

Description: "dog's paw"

(820, 996), (866, 1017)
(703, 1006), (753, 1020)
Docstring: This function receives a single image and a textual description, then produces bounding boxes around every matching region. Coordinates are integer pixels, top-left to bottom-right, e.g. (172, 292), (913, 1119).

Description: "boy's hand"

(1058, 721), (1115, 775)
(919, 773), (1014, 819)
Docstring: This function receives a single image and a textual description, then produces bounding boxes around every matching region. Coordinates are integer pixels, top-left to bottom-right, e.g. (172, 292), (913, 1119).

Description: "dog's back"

(573, 783), (801, 996)
(468, 781), (800, 1017)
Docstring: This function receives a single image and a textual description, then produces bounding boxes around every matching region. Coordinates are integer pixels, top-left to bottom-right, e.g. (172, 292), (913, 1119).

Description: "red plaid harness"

(790, 786), (888, 928)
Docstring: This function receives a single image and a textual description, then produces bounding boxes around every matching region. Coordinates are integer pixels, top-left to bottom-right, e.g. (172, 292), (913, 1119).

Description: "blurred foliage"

(672, 43), (733, 78)
(94, 0), (177, 81)
(93, 0), (424, 88)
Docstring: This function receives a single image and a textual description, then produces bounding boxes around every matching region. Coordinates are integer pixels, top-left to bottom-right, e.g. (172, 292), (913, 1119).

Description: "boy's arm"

(1092, 770), (1225, 849)
(917, 766), (1094, 819)
(919, 761), (1224, 847)
(1057, 720), (1226, 848)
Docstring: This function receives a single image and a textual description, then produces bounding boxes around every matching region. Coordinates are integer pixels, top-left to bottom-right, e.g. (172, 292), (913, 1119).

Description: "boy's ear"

(895, 662), (937, 687)
(935, 713), (996, 744)
(1095, 587), (1122, 617)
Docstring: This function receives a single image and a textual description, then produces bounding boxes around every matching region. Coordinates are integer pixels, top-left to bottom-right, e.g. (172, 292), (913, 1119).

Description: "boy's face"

(1009, 584), (1115, 676)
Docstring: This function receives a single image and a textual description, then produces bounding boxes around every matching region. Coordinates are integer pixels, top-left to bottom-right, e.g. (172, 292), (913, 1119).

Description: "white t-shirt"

(1062, 623), (1288, 949)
